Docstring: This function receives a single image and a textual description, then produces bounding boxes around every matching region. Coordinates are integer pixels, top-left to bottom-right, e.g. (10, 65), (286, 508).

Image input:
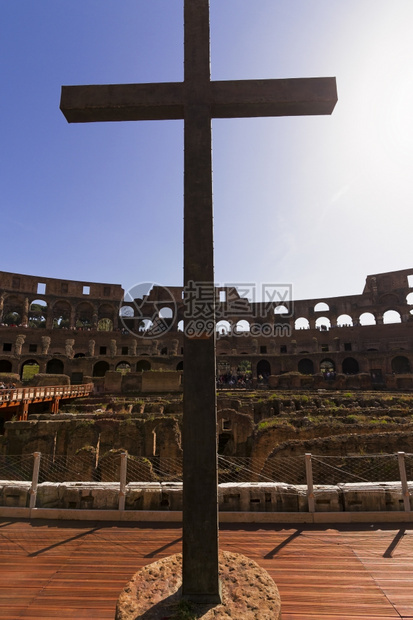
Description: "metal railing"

(0, 383), (93, 405)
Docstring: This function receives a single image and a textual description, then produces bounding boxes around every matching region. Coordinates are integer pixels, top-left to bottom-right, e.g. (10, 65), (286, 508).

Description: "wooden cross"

(60, 0), (337, 604)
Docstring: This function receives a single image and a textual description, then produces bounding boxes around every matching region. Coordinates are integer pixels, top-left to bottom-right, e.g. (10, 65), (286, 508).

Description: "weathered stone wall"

(1, 480), (411, 513)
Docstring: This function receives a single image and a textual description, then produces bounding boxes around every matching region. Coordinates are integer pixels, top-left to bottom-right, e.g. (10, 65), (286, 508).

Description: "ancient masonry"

(0, 267), (412, 391)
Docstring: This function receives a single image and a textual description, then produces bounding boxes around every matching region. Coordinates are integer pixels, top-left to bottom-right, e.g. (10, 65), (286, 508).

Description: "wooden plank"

(0, 520), (411, 619)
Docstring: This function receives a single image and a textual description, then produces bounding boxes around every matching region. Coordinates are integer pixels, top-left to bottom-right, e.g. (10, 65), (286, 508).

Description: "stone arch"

(359, 312), (376, 326)
(20, 359), (40, 381)
(337, 314), (353, 327)
(294, 317), (310, 330)
(119, 305), (134, 318)
(391, 356), (411, 374)
(383, 310), (402, 324)
(177, 319), (184, 332)
(320, 358), (335, 374)
(176, 361), (183, 371)
(315, 316), (331, 331)
(116, 361), (131, 374)
(28, 299), (47, 328)
(314, 302), (329, 312)
(93, 361), (110, 377)
(234, 319), (250, 333)
(216, 320), (231, 336)
(136, 360), (151, 372)
(75, 301), (94, 328)
(52, 299), (72, 328)
(159, 307), (173, 319)
(46, 359), (64, 374)
(342, 357), (359, 375)
(406, 292), (413, 305)
(0, 360), (12, 373)
(298, 358), (314, 375)
(98, 303), (115, 321)
(274, 304), (288, 315)
(139, 319), (154, 333)
(3, 295), (24, 326)
(257, 359), (271, 379)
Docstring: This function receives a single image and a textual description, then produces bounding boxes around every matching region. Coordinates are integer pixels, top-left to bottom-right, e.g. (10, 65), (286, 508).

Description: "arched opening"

(342, 357), (359, 375)
(359, 312), (376, 326)
(257, 360), (271, 382)
(177, 319), (184, 332)
(234, 320), (250, 333)
(139, 319), (154, 333)
(315, 316), (331, 331)
(314, 302), (329, 312)
(391, 356), (411, 374)
(406, 292), (413, 305)
(29, 299), (47, 328)
(116, 361), (131, 374)
(136, 360), (151, 372)
(383, 310), (402, 324)
(97, 318), (113, 331)
(274, 304), (288, 315)
(0, 360), (12, 373)
(161, 347), (168, 355)
(294, 317), (310, 330)
(176, 361), (183, 371)
(75, 302), (94, 329)
(46, 359), (64, 374)
(74, 352), (86, 358)
(298, 358), (314, 375)
(119, 305), (134, 317)
(159, 307), (173, 319)
(93, 361), (110, 377)
(20, 359), (40, 381)
(98, 303), (114, 323)
(3, 310), (22, 326)
(216, 320), (231, 336)
(218, 432), (233, 455)
(320, 359), (335, 376)
(337, 314), (353, 327)
(52, 300), (72, 328)
(3, 296), (24, 326)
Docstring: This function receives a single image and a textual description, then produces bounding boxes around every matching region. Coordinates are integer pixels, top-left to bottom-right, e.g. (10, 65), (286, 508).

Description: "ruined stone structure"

(0, 267), (412, 390)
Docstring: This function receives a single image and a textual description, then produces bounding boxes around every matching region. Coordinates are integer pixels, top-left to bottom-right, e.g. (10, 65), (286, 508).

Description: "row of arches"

(1, 297), (117, 330)
(312, 293), (413, 312)
(1, 355), (410, 382)
(211, 310), (406, 335)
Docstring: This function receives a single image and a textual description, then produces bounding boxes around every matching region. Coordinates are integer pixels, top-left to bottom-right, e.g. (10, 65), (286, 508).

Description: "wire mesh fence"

(311, 454), (400, 485)
(0, 454), (34, 481)
(0, 452), (412, 487)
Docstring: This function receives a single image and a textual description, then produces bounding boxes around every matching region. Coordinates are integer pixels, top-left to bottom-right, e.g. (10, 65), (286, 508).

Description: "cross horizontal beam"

(60, 77), (337, 123)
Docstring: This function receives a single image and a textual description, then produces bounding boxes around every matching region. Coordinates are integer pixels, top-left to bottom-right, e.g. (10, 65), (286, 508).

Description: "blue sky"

(2, 1), (413, 302)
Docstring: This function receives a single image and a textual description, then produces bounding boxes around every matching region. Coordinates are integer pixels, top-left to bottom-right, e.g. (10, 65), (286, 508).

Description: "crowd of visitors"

(0, 382), (17, 390)
(217, 372), (252, 389)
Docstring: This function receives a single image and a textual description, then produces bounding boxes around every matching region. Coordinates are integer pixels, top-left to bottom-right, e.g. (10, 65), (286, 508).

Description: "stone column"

(70, 305), (76, 329)
(22, 297), (29, 326)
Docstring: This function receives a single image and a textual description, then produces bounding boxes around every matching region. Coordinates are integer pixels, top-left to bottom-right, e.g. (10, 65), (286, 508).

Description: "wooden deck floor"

(0, 519), (412, 619)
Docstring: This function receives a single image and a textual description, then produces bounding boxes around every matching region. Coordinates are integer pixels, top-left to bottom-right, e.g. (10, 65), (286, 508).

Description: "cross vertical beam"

(182, 0), (220, 601)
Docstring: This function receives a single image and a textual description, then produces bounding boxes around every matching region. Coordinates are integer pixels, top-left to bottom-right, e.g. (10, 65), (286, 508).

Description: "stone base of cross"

(60, 0), (336, 604)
